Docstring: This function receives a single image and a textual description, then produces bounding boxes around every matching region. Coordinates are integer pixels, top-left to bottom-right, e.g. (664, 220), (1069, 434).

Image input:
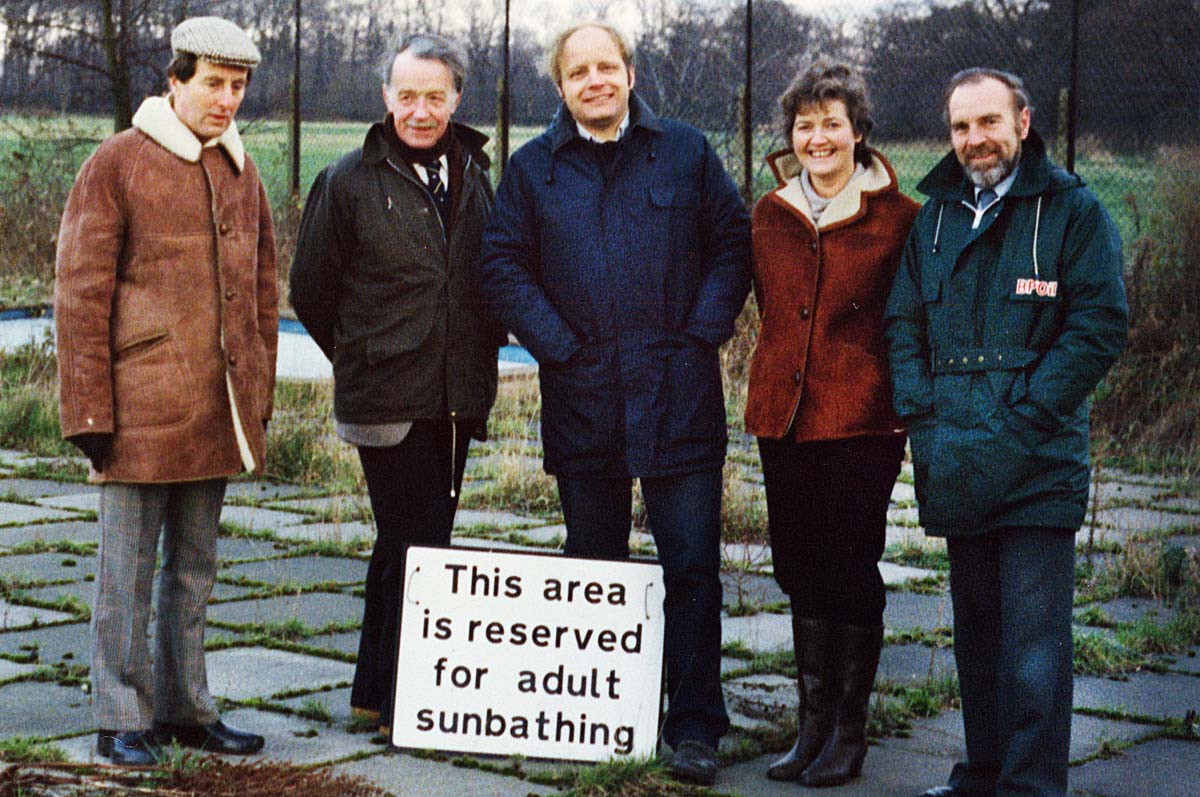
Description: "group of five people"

(54, 15), (1127, 797)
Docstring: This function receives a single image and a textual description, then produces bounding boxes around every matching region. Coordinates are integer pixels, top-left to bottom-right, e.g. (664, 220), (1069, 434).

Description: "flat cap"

(171, 17), (261, 68)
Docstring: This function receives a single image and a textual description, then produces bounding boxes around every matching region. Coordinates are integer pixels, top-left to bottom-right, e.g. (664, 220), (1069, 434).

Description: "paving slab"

(452, 536), (554, 554)
(1073, 597), (1180, 627)
(299, 630), (361, 657)
(721, 743), (955, 796)
(0, 681), (93, 738)
(19, 582), (94, 610)
(265, 495), (369, 518)
(270, 521), (377, 543)
(205, 648), (354, 701)
(884, 590), (954, 632)
(1159, 496), (1200, 514)
(0, 521), (99, 548)
(1098, 469), (1174, 488)
(877, 643), (957, 684)
(206, 591), (363, 629)
(1069, 738), (1200, 796)
(223, 556), (365, 587)
(887, 525), (930, 547)
(1162, 647), (1200, 675)
(721, 571), (786, 608)
(721, 543), (772, 571)
(454, 509), (542, 530)
(0, 502), (84, 526)
(217, 534), (294, 562)
(887, 506), (922, 526)
(0, 657), (37, 681)
(1088, 506), (1200, 535)
(277, 685), (354, 722)
(0, 598), (76, 629)
(880, 561), (939, 586)
(1074, 671), (1200, 721)
(219, 505), (310, 532)
(0, 479), (96, 499)
(0, 552), (97, 582)
(223, 481), (311, 501)
(0, 622), (90, 666)
(335, 749), (559, 797)
(216, 706), (365, 765)
(723, 612), (793, 653)
(494, 524), (565, 545)
(725, 673), (797, 717)
(34, 492), (99, 513)
(1090, 480), (1170, 506)
(891, 480), (916, 503)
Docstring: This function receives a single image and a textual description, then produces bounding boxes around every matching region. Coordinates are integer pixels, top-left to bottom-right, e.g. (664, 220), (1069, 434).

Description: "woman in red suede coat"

(744, 61), (918, 788)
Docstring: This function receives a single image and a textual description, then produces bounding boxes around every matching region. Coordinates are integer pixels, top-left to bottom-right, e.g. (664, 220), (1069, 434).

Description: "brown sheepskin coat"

(744, 148), (918, 441)
(55, 96), (278, 483)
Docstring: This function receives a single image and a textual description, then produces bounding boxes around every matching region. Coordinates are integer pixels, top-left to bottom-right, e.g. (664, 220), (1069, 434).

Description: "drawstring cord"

(931, 201), (944, 254)
(449, 419), (457, 498)
(1032, 195), (1043, 278)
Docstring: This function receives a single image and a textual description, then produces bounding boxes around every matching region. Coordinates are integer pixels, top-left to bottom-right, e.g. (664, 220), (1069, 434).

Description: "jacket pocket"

(366, 311), (437, 365)
(112, 331), (193, 429)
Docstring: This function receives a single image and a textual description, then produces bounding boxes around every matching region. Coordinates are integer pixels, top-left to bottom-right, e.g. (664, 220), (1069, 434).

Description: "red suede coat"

(744, 149), (918, 441)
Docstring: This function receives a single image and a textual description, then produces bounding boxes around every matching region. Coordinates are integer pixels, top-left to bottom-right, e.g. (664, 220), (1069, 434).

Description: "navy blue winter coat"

(479, 95), (751, 477)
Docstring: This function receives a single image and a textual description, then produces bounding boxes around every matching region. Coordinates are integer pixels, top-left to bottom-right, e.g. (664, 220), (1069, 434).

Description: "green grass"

(0, 736), (68, 762)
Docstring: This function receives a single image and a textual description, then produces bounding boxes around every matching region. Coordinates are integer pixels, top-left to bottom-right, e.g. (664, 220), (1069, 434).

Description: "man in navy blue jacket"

(479, 22), (750, 785)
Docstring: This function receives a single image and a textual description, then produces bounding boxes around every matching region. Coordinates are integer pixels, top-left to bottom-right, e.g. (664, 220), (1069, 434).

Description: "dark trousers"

(757, 435), (905, 626)
(352, 420), (471, 720)
(556, 468), (729, 748)
(946, 526), (1076, 797)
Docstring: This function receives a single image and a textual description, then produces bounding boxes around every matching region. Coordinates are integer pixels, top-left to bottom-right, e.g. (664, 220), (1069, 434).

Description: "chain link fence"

(2, 0), (1198, 267)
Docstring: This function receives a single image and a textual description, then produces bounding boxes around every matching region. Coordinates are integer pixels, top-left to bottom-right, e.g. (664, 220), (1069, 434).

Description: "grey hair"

(380, 33), (469, 93)
(943, 67), (1031, 126)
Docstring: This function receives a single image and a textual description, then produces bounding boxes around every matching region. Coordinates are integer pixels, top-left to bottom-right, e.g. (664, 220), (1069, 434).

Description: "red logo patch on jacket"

(1014, 278), (1058, 297)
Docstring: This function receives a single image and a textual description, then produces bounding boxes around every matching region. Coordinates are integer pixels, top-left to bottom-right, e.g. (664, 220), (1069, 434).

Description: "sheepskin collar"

(131, 95), (245, 172)
(771, 150), (894, 230)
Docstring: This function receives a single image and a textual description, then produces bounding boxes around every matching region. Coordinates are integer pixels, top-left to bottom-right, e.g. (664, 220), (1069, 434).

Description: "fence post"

(499, 0), (510, 173)
(1066, 0), (1080, 173)
(742, 0), (753, 206)
(290, 0), (301, 197)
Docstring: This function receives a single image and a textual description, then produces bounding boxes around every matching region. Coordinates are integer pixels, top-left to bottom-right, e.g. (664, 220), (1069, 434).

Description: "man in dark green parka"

(885, 68), (1127, 797)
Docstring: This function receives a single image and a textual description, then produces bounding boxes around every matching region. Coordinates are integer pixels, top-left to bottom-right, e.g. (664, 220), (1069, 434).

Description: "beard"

(962, 141), (1021, 189)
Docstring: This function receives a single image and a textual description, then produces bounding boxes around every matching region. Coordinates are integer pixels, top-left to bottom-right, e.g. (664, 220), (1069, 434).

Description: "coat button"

(799, 307), (810, 319)
(225, 288), (237, 300)
(228, 353), (238, 366)
(218, 223), (231, 235)
(808, 241), (817, 252)
(792, 370), (802, 384)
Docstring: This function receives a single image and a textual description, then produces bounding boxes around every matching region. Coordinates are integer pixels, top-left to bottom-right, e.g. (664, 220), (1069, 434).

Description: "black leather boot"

(800, 623), (884, 787)
(766, 616), (837, 781)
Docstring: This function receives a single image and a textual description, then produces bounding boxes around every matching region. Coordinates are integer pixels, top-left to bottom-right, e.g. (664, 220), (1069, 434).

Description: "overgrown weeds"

(1093, 146), (1200, 476)
(0, 337), (74, 458)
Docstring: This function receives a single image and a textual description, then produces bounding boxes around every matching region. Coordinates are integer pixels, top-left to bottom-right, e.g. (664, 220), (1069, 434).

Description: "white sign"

(390, 546), (666, 761)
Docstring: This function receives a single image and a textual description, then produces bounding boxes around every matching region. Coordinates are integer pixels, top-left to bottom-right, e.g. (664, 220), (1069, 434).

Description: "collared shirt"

(967, 165), (1020, 228)
(576, 112), (630, 143)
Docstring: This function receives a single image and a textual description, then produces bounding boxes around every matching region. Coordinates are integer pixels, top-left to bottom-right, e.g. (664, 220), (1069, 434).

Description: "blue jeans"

(557, 468), (729, 748)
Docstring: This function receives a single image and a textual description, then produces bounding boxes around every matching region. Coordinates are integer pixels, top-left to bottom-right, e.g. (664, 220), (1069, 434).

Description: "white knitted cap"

(171, 17), (261, 68)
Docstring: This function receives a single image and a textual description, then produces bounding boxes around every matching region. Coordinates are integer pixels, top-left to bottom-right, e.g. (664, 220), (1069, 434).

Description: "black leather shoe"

(919, 788), (968, 796)
(153, 719), (264, 755)
(668, 740), (719, 786)
(97, 730), (158, 765)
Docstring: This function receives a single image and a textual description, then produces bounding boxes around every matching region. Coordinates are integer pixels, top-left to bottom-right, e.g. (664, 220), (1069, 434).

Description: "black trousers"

(756, 434), (905, 626)
(351, 420), (471, 720)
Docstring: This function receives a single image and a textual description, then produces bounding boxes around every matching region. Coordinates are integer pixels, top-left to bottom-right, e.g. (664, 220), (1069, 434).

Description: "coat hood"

(763, 147), (901, 231)
(915, 128), (1083, 202)
(361, 118), (491, 170)
(132, 95), (245, 172)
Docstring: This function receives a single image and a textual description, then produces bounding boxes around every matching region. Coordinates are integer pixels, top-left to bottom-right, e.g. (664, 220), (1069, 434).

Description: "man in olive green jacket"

(885, 68), (1127, 797)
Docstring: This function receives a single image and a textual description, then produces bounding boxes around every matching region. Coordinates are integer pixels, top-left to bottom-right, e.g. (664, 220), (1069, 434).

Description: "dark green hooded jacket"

(884, 131), (1127, 536)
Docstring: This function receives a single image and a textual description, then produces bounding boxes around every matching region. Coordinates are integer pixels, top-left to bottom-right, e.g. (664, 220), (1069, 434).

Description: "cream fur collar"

(131, 96), (245, 172)
(774, 153), (891, 229)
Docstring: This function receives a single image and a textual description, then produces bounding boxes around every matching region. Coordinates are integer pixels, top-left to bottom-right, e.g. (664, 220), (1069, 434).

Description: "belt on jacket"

(931, 346), (1039, 374)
